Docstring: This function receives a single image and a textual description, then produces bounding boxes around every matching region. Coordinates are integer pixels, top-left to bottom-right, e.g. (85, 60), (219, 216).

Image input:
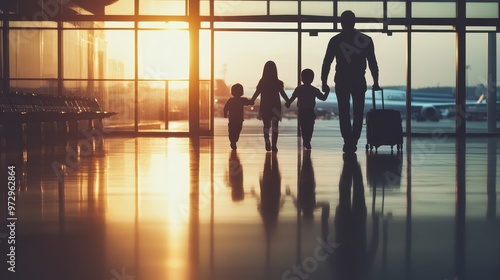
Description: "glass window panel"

(466, 33), (488, 132)
(63, 30), (88, 79)
(302, 23), (334, 30)
(412, 25), (455, 31)
(200, 30), (211, 81)
(10, 80), (58, 95)
(466, 26), (497, 31)
(138, 29), (189, 80)
(10, 29), (57, 79)
(62, 80), (88, 96)
(387, 1), (406, 18)
(138, 81), (167, 131)
(214, 1), (267, 16)
(214, 22), (297, 29)
(466, 33), (500, 133)
(338, 2), (384, 18)
(105, 0), (135, 15)
(63, 29), (108, 79)
(9, 21), (57, 28)
(139, 21), (189, 29)
(270, 1), (297, 15)
(412, 2), (456, 18)
(215, 31), (297, 90)
(411, 32), (456, 133)
(301, 2), (333, 17)
(139, 0), (186, 16)
(466, 3), (499, 18)
(138, 81), (189, 132)
(63, 22), (134, 29)
(104, 22), (135, 29)
(356, 22), (384, 31)
(388, 26), (407, 31)
(199, 80), (211, 131)
(370, 33), (407, 87)
(63, 21), (103, 28)
(102, 81), (135, 131)
(201, 21), (211, 29)
(105, 30), (135, 79)
(371, 33), (407, 132)
(200, 0), (210, 16)
(199, 30), (212, 132)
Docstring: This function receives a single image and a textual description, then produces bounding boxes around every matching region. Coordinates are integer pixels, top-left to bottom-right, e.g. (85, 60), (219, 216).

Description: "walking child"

(285, 68), (329, 149)
(250, 61), (290, 152)
(224, 83), (253, 150)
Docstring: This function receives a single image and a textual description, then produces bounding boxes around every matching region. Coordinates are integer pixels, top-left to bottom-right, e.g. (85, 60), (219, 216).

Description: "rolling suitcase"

(365, 88), (403, 152)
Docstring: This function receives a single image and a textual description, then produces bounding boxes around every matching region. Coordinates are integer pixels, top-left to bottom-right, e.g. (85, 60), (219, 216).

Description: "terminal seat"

(0, 91), (117, 150)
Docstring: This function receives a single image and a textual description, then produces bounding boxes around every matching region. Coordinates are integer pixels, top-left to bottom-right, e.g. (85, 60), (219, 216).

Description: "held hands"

(284, 101), (291, 109)
(322, 84), (330, 94)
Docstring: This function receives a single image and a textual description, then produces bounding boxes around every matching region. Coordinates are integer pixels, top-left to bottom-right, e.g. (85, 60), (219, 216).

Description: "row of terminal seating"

(0, 91), (117, 150)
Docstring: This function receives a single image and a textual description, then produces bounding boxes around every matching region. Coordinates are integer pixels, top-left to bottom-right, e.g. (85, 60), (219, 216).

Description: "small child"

(285, 69), (329, 149)
(224, 83), (253, 150)
(250, 61), (290, 152)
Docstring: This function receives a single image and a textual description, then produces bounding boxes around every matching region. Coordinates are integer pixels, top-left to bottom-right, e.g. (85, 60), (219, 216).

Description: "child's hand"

(285, 102), (290, 108)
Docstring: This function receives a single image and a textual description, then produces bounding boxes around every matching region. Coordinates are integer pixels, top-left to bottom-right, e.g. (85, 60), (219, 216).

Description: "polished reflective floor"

(1, 120), (500, 280)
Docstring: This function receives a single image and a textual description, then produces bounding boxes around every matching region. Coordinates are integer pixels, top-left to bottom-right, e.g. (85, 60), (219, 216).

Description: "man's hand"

(285, 102), (290, 109)
(322, 84), (330, 94)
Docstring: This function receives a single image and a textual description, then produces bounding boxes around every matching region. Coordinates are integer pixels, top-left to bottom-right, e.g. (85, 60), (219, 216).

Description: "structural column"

(456, 0), (467, 136)
(189, 0), (200, 136)
(487, 32), (497, 133)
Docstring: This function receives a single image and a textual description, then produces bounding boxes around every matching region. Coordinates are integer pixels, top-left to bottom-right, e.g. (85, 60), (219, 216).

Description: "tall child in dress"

(250, 61), (290, 152)
(224, 83), (253, 150)
(285, 68), (329, 149)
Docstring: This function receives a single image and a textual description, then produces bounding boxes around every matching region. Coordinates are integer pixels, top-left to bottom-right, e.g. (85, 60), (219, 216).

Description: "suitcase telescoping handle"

(372, 88), (384, 110)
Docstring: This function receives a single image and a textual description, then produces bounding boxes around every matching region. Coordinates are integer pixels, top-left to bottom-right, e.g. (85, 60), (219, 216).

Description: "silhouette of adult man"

(332, 153), (379, 280)
(321, 10), (380, 153)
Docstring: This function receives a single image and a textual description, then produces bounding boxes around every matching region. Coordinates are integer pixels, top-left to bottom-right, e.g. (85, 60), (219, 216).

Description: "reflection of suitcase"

(365, 88), (403, 152)
(366, 153), (403, 189)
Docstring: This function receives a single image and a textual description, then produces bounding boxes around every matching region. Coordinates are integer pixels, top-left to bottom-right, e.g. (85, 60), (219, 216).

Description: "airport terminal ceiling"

(0, 0), (499, 135)
(1, 0), (499, 24)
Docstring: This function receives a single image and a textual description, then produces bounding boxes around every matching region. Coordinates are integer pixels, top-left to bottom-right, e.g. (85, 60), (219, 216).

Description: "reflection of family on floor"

(224, 10), (380, 153)
(226, 149), (380, 279)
